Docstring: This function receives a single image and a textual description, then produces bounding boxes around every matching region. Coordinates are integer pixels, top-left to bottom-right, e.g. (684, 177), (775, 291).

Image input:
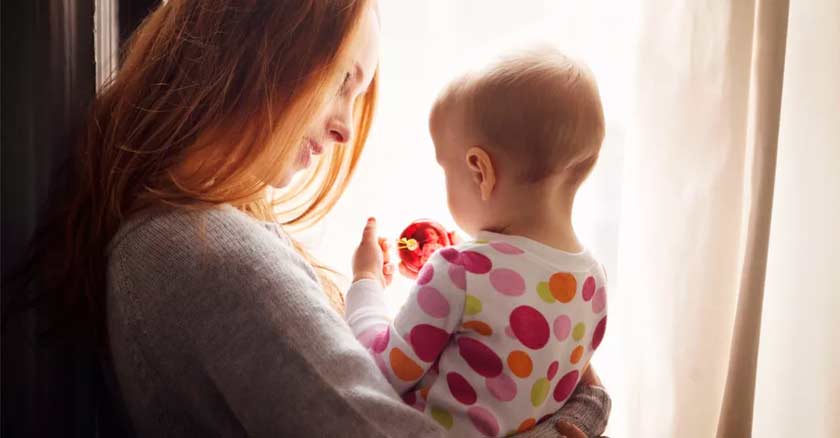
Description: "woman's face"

(273, 7), (381, 188)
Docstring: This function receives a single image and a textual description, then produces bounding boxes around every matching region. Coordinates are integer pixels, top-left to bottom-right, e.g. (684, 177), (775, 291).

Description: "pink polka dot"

(553, 370), (580, 402)
(417, 264), (435, 285)
(509, 306), (550, 350)
(449, 264), (466, 290)
(417, 286), (450, 318)
(553, 315), (572, 342)
(547, 361), (559, 380)
(460, 251), (492, 274)
(357, 324), (387, 350)
(591, 316), (607, 351)
(457, 337), (503, 378)
(402, 391), (416, 405)
(410, 324), (450, 362)
(486, 373), (517, 402)
(440, 247), (461, 264)
(489, 269), (526, 296)
(402, 390), (426, 412)
(372, 327), (390, 353)
(582, 276), (596, 301)
(467, 406), (500, 437)
(490, 242), (525, 255)
(505, 326), (517, 339)
(592, 287), (607, 313)
(447, 372), (477, 405)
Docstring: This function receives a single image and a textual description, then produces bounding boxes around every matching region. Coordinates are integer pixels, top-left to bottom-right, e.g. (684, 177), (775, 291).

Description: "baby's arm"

(345, 251), (465, 394)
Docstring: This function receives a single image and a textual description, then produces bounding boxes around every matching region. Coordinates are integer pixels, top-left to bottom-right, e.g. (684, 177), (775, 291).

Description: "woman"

(17, 0), (610, 436)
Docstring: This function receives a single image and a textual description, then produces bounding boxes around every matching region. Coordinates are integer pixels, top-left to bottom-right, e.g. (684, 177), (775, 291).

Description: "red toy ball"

(397, 219), (457, 279)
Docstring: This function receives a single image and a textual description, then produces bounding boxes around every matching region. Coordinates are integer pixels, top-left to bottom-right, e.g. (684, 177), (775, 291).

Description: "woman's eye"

(338, 72), (351, 94)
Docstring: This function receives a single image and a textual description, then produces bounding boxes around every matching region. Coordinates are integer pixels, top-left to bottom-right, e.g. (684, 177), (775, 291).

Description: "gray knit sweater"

(105, 205), (610, 437)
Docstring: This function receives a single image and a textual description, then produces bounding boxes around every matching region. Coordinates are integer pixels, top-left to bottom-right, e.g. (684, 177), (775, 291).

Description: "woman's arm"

(517, 382), (611, 438)
(117, 211), (444, 438)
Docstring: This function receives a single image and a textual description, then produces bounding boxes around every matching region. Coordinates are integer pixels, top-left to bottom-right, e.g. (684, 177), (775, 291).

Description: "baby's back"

(403, 231), (608, 437)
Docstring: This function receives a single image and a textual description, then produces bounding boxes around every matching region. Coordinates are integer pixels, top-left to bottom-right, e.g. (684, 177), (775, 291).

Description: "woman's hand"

(555, 421), (587, 438)
(352, 218), (394, 287)
(580, 364), (603, 387)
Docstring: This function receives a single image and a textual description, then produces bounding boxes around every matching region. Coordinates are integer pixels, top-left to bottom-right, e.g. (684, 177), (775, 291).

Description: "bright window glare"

(302, 2), (639, 433)
(306, 0), (636, 298)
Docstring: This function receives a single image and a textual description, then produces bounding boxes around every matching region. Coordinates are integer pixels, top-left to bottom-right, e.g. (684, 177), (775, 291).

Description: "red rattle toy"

(396, 219), (458, 279)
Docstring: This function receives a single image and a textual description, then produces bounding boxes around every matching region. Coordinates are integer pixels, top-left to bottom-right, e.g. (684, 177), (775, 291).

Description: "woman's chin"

(270, 161), (310, 188)
(270, 169), (297, 188)
(269, 174), (292, 189)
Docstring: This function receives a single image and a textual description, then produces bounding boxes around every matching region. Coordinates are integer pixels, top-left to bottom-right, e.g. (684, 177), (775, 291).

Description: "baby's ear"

(465, 146), (496, 201)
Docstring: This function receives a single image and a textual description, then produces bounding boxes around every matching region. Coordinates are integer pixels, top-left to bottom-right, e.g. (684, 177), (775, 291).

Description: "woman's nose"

(329, 123), (350, 143)
(327, 98), (354, 143)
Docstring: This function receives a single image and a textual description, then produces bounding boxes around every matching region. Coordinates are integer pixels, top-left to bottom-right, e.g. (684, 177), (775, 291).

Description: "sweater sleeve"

(345, 251), (466, 395)
(117, 211), (444, 438)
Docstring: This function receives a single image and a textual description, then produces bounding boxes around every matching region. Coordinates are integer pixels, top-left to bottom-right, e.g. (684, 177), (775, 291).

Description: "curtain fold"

(310, 2), (839, 436)
(621, 0), (838, 436)
(717, 0), (789, 436)
(614, 1), (755, 435)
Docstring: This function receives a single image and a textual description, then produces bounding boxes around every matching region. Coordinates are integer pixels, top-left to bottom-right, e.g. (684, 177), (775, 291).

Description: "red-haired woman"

(14, 1), (609, 436)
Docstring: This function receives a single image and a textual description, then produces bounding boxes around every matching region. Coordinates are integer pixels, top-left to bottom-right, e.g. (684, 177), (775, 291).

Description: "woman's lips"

(309, 139), (324, 155)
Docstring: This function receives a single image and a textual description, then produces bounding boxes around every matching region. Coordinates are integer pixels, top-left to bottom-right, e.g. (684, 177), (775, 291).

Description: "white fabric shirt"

(346, 231), (608, 437)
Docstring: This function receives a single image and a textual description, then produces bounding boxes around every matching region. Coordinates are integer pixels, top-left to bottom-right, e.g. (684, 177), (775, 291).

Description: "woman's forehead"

(349, 7), (380, 87)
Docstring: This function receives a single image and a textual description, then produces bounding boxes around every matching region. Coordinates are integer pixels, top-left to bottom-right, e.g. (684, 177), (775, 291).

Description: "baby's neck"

(487, 190), (582, 253)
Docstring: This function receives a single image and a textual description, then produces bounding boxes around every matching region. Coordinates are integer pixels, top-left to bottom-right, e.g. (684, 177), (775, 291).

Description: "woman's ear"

(465, 146), (496, 201)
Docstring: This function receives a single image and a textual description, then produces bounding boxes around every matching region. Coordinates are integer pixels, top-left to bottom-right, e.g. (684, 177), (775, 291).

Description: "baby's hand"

(352, 218), (394, 287)
(379, 237), (395, 286)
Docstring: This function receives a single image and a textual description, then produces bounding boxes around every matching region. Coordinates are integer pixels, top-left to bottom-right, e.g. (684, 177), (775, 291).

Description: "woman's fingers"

(580, 363), (603, 387)
(555, 421), (586, 438)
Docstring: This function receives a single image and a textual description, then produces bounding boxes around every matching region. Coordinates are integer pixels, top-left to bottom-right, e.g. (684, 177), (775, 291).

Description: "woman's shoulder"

(107, 204), (316, 288)
(110, 204), (273, 249)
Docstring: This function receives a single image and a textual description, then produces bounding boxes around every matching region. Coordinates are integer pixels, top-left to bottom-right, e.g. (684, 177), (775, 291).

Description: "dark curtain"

(2, 1), (157, 436)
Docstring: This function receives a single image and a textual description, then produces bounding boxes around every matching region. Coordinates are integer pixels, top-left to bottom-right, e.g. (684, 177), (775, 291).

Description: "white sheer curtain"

(307, 0), (634, 386)
(752, 0), (840, 435)
(302, 1), (840, 437)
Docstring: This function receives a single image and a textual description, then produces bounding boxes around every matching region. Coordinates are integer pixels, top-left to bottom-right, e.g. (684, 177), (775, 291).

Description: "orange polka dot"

(570, 345), (584, 364)
(390, 348), (423, 381)
(420, 386), (430, 400)
(462, 320), (493, 336)
(517, 418), (537, 433)
(507, 350), (533, 378)
(549, 272), (576, 303)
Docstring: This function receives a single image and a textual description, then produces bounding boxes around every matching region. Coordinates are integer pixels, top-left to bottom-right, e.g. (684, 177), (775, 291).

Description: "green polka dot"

(431, 406), (453, 429)
(536, 281), (555, 303)
(465, 295), (483, 315)
(572, 322), (586, 341)
(472, 239), (490, 244)
(530, 377), (550, 407)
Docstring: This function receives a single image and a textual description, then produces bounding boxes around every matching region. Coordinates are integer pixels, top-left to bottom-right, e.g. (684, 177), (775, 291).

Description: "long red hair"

(8, 0), (377, 350)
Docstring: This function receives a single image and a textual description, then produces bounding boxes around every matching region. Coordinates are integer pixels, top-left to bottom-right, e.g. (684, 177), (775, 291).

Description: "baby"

(346, 48), (608, 437)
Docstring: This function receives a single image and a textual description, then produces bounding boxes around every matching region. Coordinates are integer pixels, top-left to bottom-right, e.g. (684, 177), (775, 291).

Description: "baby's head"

(429, 47), (605, 236)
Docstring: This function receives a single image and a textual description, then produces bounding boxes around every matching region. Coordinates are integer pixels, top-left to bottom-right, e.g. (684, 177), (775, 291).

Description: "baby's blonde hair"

(435, 47), (605, 185)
